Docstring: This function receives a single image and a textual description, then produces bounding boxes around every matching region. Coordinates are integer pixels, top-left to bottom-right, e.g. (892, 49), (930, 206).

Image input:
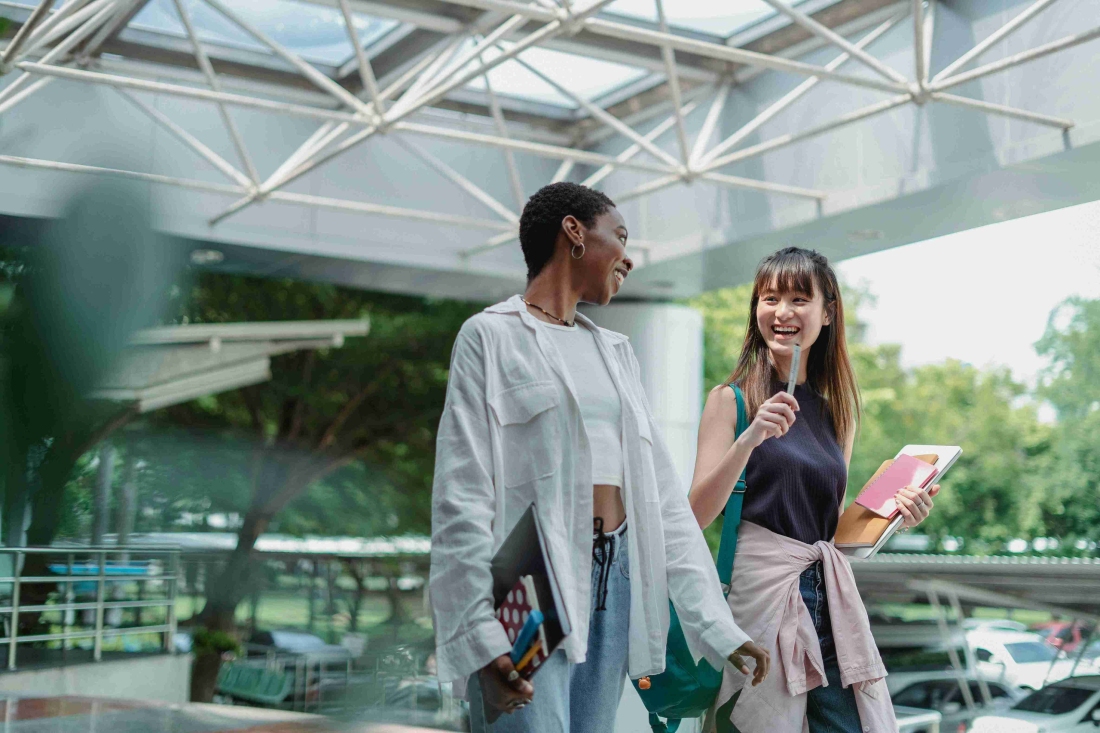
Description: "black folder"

(482, 503), (572, 722)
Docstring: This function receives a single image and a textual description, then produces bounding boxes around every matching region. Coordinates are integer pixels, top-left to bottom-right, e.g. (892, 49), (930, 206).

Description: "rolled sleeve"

(429, 325), (507, 683)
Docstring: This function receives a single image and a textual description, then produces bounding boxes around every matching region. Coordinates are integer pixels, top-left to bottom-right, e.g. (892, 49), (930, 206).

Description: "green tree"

(1033, 297), (1100, 543)
(159, 271), (480, 699)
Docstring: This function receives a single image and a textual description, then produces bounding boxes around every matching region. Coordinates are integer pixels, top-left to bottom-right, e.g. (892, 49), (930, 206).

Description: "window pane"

(1014, 686), (1094, 715)
(602, 0), (784, 38)
(128, 0), (397, 67)
(463, 43), (649, 108)
(1005, 641), (1058, 663)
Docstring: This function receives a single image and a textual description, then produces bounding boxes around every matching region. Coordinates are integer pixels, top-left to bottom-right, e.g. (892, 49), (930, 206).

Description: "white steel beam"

(921, 0), (935, 85)
(465, 229), (519, 258)
(338, 0), (382, 110)
(24, 0), (107, 54)
(698, 15), (901, 169)
(393, 121), (675, 175)
(0, 76), (52, 115)
(701, 94), (912, 172)
(0, 154), (245, 195)
(171, 0), (258, 183)
(395, 137), (519, 222)
(416, 0), (914, 94)
(584, 100), (698, 188)
(482, 61), (526, 208)
(1, 0), (53, 66)
(382, 0), (620, 128)
(930, 92), (1073, 129)
(265, 190), (516, 230)
(21, 0), (90, 55)
(513, 55), (683, 170)
(550, 159), (575, 183)
(394, 13), (528, 116)
(688, 82), (730, 168)
(932, 0), (1058, 82)
(700, 171), (825, 200)
(0, 0), (117, 112)
(758, 0), (909, 85)
(391, 34), (469, 116)
(613, 173), (680, 204)
(79, 0), (146, 62)
(653, 0), (689, 165)
(930, 23), (1100, 92)
(115, 89), (253, 188)
(912, 0), (926, 89)
(200, 0), (378, 121)
(17, 61), (365, 124)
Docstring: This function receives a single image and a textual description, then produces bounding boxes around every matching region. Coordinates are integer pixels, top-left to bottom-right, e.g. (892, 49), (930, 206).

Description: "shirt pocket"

(489, 381), (562, 489)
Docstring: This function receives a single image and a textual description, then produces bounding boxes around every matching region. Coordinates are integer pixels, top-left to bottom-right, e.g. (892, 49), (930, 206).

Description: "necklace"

(521, 297), (574, 327)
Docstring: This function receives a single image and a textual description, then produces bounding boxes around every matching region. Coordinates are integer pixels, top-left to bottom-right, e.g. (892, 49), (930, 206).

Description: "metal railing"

(0, 546), (180, 671)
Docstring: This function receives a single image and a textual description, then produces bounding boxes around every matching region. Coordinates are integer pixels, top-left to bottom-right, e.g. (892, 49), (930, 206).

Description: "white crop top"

(539, 321), (624, 488)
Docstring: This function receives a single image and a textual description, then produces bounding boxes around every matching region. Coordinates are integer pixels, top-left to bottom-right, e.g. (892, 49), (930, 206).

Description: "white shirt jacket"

(429, 295), (750, 685)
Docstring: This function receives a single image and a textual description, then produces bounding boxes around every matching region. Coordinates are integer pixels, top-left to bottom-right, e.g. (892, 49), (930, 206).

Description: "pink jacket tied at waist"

(710, 522), (897, 733)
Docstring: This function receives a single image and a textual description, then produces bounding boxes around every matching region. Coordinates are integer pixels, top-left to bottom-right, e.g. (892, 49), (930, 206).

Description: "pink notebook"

(854, 454), (938, 519)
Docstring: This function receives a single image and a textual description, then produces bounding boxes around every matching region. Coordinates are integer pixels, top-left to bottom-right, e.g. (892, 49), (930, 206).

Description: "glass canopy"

(463, 42), (651, 109)
(603, 0), (786, 38)
(128, 0), (398, 67)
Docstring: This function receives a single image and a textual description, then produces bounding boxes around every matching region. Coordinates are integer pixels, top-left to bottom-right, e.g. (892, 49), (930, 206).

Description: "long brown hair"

(726, 247), (860, 445)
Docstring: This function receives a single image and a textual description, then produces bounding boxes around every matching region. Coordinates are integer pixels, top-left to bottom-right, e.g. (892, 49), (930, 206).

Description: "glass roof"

(128, 0), (398, 67)
(463, 42), (651, 109)
(603, 0), (786, 38)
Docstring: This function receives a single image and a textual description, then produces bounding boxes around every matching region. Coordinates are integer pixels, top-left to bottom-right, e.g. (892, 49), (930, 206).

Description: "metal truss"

(0, 0), (1096, 265)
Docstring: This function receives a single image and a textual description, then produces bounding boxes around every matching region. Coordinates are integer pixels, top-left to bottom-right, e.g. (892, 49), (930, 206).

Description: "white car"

(968, 631), (1082, 690)
(970, 675), (1100, 733)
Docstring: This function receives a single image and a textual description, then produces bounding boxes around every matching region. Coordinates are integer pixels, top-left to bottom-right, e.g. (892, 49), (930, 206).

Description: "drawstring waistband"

(592, 518), (625, 612)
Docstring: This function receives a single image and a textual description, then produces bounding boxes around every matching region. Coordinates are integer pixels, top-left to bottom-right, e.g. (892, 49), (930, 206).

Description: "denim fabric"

(799, 561), (863, 733)
(469, 526), (631, 733)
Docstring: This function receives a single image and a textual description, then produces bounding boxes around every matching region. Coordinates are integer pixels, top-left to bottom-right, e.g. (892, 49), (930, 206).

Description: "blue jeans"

(469, 524), (631, 733)
(800, 561), (863, 733)
(716, 562), (863, 733)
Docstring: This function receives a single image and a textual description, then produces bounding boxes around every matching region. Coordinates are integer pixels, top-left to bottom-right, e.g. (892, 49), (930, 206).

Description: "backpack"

(631, 384), (749, 733)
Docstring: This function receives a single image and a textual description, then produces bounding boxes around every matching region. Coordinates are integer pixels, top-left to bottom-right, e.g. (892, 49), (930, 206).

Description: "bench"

(216, 663), (293, 706)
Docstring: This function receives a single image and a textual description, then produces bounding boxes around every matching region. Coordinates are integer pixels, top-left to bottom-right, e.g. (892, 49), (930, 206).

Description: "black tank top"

(738, 381), (848, 545)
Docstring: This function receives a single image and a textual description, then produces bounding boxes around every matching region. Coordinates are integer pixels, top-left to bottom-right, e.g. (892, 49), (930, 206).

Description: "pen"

(786, 343), (801, 394)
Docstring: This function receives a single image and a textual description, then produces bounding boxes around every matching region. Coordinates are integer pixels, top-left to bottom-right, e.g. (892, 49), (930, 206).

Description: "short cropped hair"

(519, 182), (615, 281)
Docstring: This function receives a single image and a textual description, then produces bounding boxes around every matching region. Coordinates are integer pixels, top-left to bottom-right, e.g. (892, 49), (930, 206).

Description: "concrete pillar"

(584, 301), (704, 491)
(584, 301), (704, 733)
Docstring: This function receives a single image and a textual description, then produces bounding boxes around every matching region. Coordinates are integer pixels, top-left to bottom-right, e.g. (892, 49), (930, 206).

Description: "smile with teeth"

(773, 325), (800, 336)
(613, 269), (627, 286)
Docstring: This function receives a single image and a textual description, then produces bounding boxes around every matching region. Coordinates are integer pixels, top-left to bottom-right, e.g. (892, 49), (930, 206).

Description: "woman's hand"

(479, 654), (534, 713)
(896, 484), (940, 528)
(729, 640), (770, 686)
(739, 392), (799, 449)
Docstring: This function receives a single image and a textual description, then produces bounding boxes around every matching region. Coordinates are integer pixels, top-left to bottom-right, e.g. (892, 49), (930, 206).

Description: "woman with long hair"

(430, 182), (769, 733)
(689, 247), (939, 732)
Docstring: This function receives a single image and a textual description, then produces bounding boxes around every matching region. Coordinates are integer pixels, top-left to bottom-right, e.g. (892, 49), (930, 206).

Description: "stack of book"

(835, 445), (961, 559)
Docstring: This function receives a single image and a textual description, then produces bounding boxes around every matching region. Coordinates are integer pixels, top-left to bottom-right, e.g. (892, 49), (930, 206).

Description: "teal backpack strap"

(715, 384), (749, 593)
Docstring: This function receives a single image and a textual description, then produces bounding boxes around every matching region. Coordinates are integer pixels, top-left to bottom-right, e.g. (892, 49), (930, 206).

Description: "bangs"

(754, 249), (818, 298)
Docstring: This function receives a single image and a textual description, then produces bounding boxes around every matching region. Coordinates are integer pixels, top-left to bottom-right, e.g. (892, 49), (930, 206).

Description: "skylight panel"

(128, 0), (397, 67)
(602, 0), (783, 38)
(463, 43), (650, 109)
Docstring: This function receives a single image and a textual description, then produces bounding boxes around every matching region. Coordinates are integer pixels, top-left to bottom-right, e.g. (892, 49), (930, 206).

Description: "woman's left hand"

(896, 484), (940, 528)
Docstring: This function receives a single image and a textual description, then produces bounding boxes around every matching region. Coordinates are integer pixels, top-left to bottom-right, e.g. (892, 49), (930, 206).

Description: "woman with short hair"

(430, 182), (769, 733)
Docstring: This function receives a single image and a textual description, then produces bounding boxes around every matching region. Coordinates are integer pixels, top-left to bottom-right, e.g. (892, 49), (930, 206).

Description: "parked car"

(963, 619), (1030, 634)
(1033, 621), (1092, 654)
(969, 675), (1100, 732)
(967, 631), (1080, 690)
(891, 674), (1027, 732)
(894, 704), (943, 733)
